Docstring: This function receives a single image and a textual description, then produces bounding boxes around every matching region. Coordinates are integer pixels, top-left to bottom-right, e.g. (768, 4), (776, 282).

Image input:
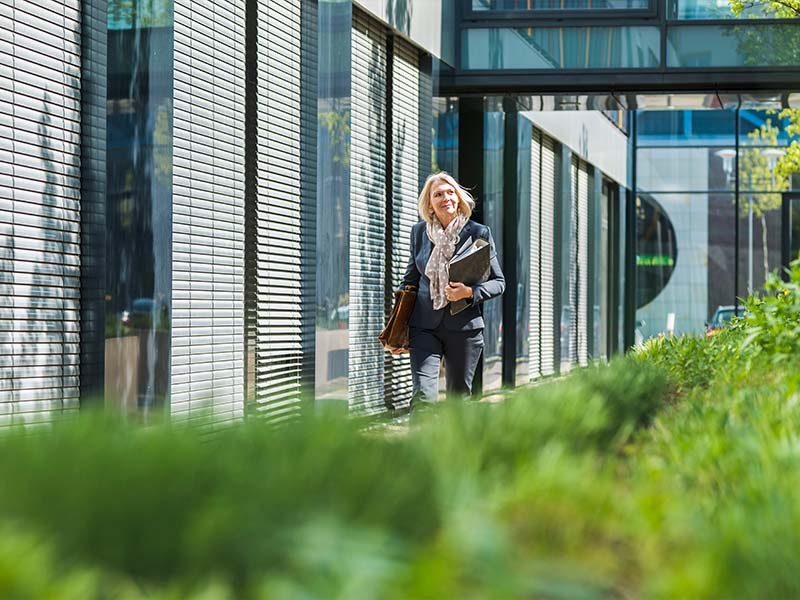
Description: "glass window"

(433, 97), (459, 176)
(739, 109), (800, 148)
(637, 109), (736, 146)
(516, 115), (532, 383)
(635, 193), (736, 340)
(637, 146), (736, 192)
(783, 195), (800, 269)
(105, 1), (173, 416)
(482, 103), (504, 392)
(462, 27), (660, 70)
(739, 193), (782, 296)
(667, 25), (800, 68)
(668, 0), (791, 19)
(595, 180), (611, 360)
(638, 111), (686, 137)
(472, 0), (650, 10)
(315, 0), (352, 401)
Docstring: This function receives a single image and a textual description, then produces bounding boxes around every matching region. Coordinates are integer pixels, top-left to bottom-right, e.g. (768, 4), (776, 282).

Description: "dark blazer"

(401, 219), (505, 331)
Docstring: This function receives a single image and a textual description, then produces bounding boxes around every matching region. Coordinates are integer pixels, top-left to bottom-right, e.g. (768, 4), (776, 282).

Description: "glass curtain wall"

(738, 108), (797, 296)
(595, 180), (611, 360)
(483, 99), (504, 392)
(516, 115), (532, 384)
(635, 109), (736, 340)
(105, 0), (173, 415)
(635, 104), (798, 341)
(433, 97), (458, 176)
(315, 0), (351, 401)
(471, 0), (651, 11)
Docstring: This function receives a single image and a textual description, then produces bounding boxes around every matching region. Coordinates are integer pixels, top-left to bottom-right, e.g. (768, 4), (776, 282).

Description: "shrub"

(739, 256), (800, 363)
(0, 413), (439, 596)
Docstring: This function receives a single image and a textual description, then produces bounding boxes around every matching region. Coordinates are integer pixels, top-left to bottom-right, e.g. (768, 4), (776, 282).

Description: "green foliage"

(108, 0), (174, 29)
(634, 324), (747, 393)
(0, 413), (438, 597)
(730, 0), (800, 18)
(739, 117), (787, 217)
(318, 110), (351, 168)
(10, 290), (800, 598)
(724, 0), (800, 84)
(417, 357), (668, 476)
(739, 256), (800, 363)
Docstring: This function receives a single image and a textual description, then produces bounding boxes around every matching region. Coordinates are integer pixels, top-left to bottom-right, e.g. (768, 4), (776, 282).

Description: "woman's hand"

(445, 282), (473, 302)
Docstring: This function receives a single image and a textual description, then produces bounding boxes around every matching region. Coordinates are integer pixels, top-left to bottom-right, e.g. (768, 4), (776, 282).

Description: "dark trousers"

(409, 323), (484, 406)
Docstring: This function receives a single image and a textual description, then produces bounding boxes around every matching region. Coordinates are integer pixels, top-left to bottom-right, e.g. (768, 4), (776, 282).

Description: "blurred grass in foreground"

(6, 261), (800, 598)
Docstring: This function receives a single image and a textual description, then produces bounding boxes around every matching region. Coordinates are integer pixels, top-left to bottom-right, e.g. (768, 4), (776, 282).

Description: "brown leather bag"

(378, 286), (417, 352)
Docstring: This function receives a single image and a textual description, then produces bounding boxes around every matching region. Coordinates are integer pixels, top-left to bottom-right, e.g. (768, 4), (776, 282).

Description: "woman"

(396, 172), (505, 408)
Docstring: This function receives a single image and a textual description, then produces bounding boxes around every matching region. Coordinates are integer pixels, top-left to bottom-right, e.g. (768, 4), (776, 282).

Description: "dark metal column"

(79, 0), (107, 403)
(624, 112), (638, 350)
(501, 98), (518, 387)
(458, 97), (485, 394)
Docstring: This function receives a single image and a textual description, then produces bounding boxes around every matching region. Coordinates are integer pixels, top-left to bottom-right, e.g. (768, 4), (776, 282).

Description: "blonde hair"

(417, 172), (475, 225)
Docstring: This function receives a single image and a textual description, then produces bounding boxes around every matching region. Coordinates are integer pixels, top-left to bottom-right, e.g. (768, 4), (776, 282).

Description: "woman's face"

(430, 180), (459, 225)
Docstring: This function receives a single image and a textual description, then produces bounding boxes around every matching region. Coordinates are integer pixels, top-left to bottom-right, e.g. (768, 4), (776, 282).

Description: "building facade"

(2, 0), (799, 424)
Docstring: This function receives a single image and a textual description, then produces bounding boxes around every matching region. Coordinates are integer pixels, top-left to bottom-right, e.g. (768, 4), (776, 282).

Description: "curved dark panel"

(636, 194), (678, 308)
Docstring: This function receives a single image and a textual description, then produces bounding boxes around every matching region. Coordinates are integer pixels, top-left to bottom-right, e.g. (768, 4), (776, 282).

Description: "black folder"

(448, 238), (490, 315)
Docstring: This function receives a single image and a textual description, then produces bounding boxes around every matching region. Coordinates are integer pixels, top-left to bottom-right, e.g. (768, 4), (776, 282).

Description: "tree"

(724, 0), (800, 71)
(729, 0), (800, 18)
(108, 0), (173, 29)
(738, 117), (789, 284)
(728, 0), (800, 285)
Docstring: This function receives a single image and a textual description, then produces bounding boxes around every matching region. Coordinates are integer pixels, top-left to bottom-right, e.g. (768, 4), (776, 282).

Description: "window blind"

(385, 36), (424, 410)
(528, 127), (542, 380)
(0, 0), (82, 426)
(246, 0), (316, 421)
(171, 0), (246, 423)
(349, 10), (387, 414)
(539, 135), (557, 377)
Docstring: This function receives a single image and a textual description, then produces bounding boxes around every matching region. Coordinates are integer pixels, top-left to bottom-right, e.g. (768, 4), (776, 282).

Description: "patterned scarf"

(425, 214), (467, 310)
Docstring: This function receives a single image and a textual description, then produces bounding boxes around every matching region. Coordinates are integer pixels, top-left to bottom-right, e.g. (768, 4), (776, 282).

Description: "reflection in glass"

(667, 25), (800, 68)
(783, 196), (800, 271)
(740, 195), (783, 295)
(516, 115), (532, 383)
(433, 98), (458, 176)
(668, 0), (779, 19)
(633, 191), (738, 340)
(638, 147), (735, 193)
(636, 195), (678, 310)
(473, 0), (649, 10)
(635, 108), (739, 339)
(739, 109), (800, 147)
(595, 181), (611, 360)
(637, 110), (736, 146)
(483, 104), (504, 392)
(105, 1), (173, 415)
(736, 109), (794, 295)
(462, 27), (660, 70)
(315, 0), (351, 401)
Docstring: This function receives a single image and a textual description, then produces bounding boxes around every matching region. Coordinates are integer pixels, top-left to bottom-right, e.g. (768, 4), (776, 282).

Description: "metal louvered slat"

(171, 0), (246, 424)
(528, 128), (542, 381)
(245, 0), (316, 421)
(577, 161), (590, 367)
(385, 37), (422, 410)
(349, 10), (387, 415)
(540, 136), (556, 377)
(566, 156), (579, 371)
(1, 1), (82, 427)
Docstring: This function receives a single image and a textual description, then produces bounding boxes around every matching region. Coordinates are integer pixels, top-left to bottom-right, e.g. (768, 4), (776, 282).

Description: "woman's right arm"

(400, 227), (420, 289)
